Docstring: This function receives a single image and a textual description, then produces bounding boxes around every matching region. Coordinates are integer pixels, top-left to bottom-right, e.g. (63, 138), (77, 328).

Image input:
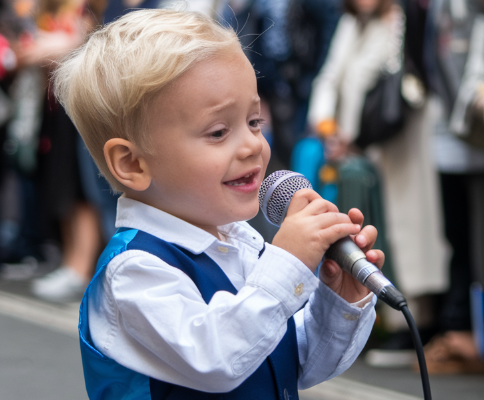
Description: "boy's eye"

(210, 129), (225, 138)
(249, 118), (266, 129)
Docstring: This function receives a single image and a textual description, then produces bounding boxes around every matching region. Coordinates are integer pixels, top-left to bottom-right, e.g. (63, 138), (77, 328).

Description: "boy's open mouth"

(224, 173), (256, 187)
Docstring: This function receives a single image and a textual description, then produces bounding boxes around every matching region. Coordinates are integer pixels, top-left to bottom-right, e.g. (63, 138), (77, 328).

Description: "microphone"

(258, 170), (407, 310)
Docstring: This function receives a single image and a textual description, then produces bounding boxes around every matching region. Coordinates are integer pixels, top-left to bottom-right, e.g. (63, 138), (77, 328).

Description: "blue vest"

(79, 228), (300, 400)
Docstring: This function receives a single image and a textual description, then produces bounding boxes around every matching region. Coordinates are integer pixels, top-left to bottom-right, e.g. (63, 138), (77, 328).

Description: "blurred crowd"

(0, 0), (483, 377)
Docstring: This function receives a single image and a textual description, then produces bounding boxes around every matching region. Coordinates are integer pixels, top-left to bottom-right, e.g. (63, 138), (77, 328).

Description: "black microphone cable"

(401, 304), (432, 400)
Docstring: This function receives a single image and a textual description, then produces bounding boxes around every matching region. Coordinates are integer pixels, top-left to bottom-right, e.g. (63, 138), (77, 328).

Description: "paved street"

(1, 280), (483, 400)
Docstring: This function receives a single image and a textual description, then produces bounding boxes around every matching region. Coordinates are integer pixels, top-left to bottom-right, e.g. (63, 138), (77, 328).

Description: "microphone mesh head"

(258, 170), (312, 226)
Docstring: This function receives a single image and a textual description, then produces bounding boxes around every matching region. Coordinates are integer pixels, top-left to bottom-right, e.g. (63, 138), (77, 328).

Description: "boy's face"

(138, 48), (271, 237)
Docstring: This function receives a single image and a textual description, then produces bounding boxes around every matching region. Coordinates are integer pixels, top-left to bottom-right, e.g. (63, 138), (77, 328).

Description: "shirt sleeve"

(295, 281), (377, 390)
(89, 244), (320, 393)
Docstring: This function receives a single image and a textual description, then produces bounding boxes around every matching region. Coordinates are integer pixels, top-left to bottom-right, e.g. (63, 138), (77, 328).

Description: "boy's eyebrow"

(204, 96), (260, 115)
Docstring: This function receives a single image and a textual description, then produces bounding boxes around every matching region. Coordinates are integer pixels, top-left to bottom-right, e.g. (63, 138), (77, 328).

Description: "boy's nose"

(238, 129), (264, 159)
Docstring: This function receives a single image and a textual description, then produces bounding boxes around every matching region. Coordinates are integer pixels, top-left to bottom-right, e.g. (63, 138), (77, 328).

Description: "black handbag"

(355, 9), (413, 149)
(355, 69), (406, 149)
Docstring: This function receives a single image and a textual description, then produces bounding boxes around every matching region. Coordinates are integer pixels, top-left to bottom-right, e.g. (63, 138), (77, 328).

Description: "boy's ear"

(104, 138), (152, 191)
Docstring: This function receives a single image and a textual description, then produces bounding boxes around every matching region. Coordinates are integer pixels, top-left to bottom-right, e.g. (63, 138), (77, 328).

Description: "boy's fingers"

(365, 249), (385, 270)
(348, 208), (364, 226)
(285, 189), (321, 216)
(353, 225), (378, 253)
(324, 223), (361, 242)
(286, 190), (338, 217)
(352, 224), (384, 269)
(313, 213), (358, 230)
(320, 259), (341, 280)
(305, 198), (339, 215)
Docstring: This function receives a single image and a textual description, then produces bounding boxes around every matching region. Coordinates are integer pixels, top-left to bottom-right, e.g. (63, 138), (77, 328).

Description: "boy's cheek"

(263, 140), (271, 165)
(260, 146), (271, 178)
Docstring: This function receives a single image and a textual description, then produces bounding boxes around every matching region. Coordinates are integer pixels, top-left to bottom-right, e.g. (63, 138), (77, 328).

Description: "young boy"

(53, 7), (384, 400)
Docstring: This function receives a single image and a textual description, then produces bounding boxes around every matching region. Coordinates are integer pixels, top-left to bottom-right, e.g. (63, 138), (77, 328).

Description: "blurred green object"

(337, 155), (396, 286)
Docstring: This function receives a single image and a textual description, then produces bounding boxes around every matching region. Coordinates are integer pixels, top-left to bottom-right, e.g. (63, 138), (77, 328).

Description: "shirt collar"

(115, 196), (264, 254)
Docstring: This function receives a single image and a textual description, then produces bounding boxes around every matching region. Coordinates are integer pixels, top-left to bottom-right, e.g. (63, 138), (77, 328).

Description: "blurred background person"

(27, 0), (116, 302)
(0, 0), (36, 271)
(424, 0), (484, 373)
(0, 0), (118, 302)
(307, 0), (449, 366)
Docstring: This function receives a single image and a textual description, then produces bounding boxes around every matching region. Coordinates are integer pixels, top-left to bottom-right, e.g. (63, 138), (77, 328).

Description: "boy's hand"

(272, 190), (361, 273)
(320, 208), (385, 303)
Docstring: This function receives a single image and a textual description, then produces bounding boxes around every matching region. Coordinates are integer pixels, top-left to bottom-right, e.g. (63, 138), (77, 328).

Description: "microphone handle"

(324, 237), (407, 310)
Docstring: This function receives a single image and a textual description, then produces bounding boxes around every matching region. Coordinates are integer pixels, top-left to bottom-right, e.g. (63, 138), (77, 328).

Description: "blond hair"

(53, 7), (240, 190)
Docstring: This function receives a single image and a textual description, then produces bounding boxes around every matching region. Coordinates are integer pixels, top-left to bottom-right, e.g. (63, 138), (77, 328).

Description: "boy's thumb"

(285, 189), (321, 217)
(320, 259), (343, 287)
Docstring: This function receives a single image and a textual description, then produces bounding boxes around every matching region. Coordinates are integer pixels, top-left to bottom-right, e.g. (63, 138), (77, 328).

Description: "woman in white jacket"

(308, 0), (449, 363)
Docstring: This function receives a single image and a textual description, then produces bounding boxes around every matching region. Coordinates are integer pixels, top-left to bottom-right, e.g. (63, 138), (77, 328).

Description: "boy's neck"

(123, 193), (227, 241)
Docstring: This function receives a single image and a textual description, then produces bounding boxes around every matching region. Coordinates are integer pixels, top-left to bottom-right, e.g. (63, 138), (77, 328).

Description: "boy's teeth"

(226, 173), (253, 186)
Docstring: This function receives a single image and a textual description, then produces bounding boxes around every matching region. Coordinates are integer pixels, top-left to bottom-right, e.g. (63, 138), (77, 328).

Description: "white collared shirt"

(88, 197), (376, 392)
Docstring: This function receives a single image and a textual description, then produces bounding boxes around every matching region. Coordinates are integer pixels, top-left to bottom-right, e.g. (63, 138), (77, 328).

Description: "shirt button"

(344, 313), (359, 321)
(217, 246), (229, 253)
(294, 283), (304, 296)
(284, 388), (289, 400)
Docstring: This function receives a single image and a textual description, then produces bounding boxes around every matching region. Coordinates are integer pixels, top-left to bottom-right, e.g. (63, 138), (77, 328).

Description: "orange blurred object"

(319, 164), (338, 183)
(317, 119), (337, 138)
(13, 0), (35, 17)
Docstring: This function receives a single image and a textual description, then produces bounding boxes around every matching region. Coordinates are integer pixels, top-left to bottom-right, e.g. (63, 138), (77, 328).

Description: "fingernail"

(354, 224), (361, 231)
(356, 235), (366, 246)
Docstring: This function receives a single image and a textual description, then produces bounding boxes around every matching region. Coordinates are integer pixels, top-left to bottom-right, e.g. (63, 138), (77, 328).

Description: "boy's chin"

(220, 206), (259, 225)
(235, 207), (260, 223)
